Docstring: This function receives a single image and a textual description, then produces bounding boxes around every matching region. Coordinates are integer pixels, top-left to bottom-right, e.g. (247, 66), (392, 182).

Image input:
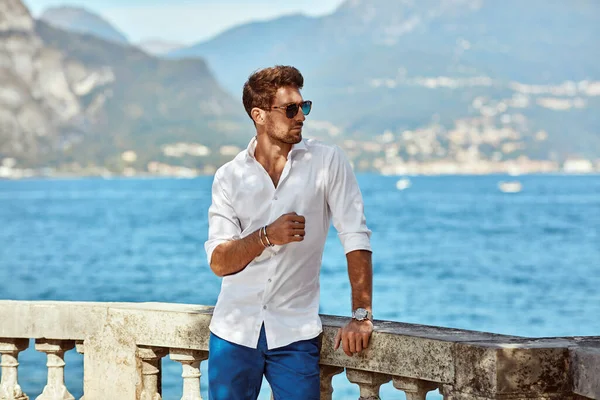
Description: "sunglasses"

(270, 100), (312, 119)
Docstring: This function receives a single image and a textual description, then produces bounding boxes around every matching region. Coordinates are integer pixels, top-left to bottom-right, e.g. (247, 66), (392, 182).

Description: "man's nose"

(295, 106), (306, 122)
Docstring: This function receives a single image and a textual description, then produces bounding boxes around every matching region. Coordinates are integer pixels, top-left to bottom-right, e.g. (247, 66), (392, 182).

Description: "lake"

(1, 174), (599, 399)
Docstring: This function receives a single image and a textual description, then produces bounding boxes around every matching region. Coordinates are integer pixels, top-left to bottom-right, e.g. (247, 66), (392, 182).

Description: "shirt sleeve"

(204, 174), (242, 265)
(326, 145), (372, 254)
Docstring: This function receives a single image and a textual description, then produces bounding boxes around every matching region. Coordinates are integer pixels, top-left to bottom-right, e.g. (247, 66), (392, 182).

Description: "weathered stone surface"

(319, 365), (344, 400)
(0, 301), (214, 347)
(35, 339), (76, 400)
(169, 349), (208, 400)
(0, 338), (29, 400)
(452, 339), (573, 398)
(571, 346), (600, 399)
(346, 369), (391, 399)
(0, 301), (599, 400)
(392, 376), (438, 400)
(83, 311), (142, 400)
(319, 315), (519, 383)
(0, 301), (116, 340)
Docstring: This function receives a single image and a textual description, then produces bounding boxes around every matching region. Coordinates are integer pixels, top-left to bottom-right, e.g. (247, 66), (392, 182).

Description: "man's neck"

(254, 134), (293, 171)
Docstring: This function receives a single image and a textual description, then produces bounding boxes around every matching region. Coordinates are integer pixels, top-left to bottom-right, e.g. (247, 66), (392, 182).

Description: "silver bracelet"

(258, 226), (268, 247)
(263, 225), (273, 247)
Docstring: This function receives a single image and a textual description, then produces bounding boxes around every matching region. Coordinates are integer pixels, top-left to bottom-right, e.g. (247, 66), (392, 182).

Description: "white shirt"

(205, 136), (371, 349)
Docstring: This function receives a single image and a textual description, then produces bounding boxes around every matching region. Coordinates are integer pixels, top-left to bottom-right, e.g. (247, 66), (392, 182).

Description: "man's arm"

(210, 213), (307, 277)
(348, 249), (373, 315)
(209, 230), (266, 277)
(334, 250), (374, 357)
(324, 146), (374, 357)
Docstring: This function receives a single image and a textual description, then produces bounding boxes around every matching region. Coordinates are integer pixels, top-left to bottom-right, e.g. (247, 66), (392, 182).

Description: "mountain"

(169, 0), (600, 162)
(39, 6), (129, 45)
(137, 39), (186, 56)
(172, 0), (600, 91)
(170, 13), (318, 91)
(0, 0), (248, 175)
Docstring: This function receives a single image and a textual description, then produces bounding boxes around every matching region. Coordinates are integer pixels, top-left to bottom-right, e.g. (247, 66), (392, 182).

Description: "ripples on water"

(1, 175), (599, 399)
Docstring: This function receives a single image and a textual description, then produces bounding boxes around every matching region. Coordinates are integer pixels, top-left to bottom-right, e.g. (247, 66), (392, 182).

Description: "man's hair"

(242, 66), (304, 120)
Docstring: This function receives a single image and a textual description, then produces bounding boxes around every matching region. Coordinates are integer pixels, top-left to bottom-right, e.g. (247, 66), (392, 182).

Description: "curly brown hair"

(242, 66), (304, 120)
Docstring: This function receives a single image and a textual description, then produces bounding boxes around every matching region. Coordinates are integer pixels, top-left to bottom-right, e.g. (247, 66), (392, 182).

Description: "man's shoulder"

(213, 150), (248, 180)
(304, 138), (340, 156)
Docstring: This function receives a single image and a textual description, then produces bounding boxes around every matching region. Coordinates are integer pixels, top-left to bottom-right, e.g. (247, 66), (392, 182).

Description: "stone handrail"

(0, 301), (598, 399)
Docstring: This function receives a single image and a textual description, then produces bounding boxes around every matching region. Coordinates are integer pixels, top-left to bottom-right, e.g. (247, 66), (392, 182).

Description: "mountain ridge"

(1, 0), (599, 177)
(39, 5), (129, 44)
(165, 0), (600, 163)
(0, 0), (249, 176)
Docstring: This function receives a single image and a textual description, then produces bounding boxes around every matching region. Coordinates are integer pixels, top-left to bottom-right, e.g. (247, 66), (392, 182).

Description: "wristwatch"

(352, 308), (372, 322)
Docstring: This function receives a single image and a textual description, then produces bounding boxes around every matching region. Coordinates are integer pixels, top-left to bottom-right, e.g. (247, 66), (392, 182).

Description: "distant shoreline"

(2, 171), (600, 181)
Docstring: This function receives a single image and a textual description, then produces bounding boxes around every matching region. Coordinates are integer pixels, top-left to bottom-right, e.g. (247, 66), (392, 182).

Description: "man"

(204, 65), (373, 400)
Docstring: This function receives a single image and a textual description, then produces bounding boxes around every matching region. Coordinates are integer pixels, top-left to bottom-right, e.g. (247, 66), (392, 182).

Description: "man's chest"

(229, 157), (328, 230)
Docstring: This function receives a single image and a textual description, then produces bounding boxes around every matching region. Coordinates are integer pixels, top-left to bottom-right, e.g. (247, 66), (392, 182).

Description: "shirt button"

(273, 196), (278, 200)
(263, 305), (267, 310)
(268, 279), (272, 283)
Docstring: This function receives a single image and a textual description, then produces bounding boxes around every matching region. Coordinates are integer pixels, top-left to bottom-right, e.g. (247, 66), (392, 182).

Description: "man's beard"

(267, 120), (303, 144)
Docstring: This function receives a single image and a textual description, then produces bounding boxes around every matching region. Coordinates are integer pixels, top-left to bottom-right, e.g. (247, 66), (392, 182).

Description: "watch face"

(354, 308), (368, 320)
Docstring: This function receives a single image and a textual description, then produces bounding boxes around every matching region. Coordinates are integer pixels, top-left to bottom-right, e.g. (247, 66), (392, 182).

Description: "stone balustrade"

(0, 301), (598, 400)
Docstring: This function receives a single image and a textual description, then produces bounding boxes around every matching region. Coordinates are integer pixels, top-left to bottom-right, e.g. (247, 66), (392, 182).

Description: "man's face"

(265, 86), (306, 145)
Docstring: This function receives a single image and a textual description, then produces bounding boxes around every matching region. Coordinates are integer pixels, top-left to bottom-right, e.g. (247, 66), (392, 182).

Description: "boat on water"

(396, 178), (411, 190)
(498, 181), (523, 193)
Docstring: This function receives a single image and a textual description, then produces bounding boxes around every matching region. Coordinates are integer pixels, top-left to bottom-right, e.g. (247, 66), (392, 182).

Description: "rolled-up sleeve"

(326, 146), (372, 254)
(204, 174), (241, 265)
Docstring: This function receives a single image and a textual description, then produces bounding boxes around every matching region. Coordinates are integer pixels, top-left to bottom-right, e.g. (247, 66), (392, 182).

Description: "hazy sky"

(24, 0), (346, 44)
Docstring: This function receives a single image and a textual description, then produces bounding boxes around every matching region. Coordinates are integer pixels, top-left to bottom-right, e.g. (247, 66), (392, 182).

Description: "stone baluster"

(346, 369), (391, 400)
(393, 377), (438, 400)
(35, 339), (75, 400)
(320, 365), (344, 400)
(74, 342), (84, 400)
(440, 385), (463, 400)
(0, 338), (29, 400)
(169, 349), (209, 400)
(138, 346), (168, 400)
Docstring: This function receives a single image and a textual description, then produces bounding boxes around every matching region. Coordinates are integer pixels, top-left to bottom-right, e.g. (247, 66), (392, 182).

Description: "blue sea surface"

(1, 174), (599, 399)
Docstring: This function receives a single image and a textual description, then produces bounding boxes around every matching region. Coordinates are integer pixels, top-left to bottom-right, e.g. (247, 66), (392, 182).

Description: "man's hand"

(334, 319), (373, 357)
(266, 212), (305, 245)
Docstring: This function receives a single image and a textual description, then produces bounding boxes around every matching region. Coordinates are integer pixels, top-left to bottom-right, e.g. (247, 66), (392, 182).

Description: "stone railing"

(0, 301), (598, 400)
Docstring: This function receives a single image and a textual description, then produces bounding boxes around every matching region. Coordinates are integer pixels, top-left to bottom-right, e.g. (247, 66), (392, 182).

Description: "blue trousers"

(208, 325), (321, 400)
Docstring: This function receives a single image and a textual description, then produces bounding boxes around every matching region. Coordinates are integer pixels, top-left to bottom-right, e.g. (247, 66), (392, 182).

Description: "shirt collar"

(246, 136), (307, 161)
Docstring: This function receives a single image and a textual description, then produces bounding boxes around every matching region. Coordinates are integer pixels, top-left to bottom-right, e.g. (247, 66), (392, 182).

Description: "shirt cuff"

(205, 236), (239, 266)
(338, 232), (372, 254)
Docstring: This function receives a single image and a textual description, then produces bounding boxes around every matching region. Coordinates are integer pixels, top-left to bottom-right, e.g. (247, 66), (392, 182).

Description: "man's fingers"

(342, 335), (352, 357)
(362, 333), (370, 349)
(334, 329), (342, 350)
(354, 336), (363, 353)
(291, 215), (305, 223)
(348, 333), (356, 354)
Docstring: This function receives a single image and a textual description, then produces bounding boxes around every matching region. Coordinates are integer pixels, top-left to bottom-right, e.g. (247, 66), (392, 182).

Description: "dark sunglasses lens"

(285, 104), (299, 118)
(301, 101), (312, 116)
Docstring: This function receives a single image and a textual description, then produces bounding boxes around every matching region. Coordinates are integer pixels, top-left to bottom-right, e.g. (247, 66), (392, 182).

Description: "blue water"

(1, 175), (599, 399)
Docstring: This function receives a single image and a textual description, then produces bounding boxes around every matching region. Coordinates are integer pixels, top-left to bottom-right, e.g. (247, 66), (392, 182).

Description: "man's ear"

(251, 108), (266, 126)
